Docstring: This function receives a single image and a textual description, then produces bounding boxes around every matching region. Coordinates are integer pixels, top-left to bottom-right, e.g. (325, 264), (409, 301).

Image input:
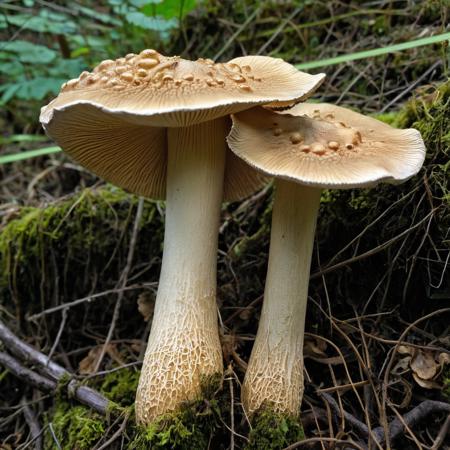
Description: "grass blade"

(0, 146), (61, 165)
(296, 32), (450, 70)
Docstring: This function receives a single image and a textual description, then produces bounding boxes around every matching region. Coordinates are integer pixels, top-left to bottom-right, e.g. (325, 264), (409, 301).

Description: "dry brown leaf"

(238, 306), (253, 321)
(78, 344), (124, 374)
(130, 340), (145, 353)
(398, 345), (415, 355)
(304, 337), (327, 357)
(438, 352), (450, 365)
(106, 343), (126, 366)
(412, 372), (441, 390)
(392, 356), (411, 376)
(137, 291), (154, 322)
(410, 350), (438, 380)
(79, 346), (102, 374)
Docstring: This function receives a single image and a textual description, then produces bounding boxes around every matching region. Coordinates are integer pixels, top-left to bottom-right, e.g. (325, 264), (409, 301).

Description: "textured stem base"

(242, 180), (321, 417)
(135, 119), (227, 425)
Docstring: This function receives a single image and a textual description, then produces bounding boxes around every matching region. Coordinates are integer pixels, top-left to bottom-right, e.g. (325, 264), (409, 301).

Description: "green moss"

(100, 368), (140, 406)
(374, 111), (398, 126)
(0, 186), (163, 325)
(442, 365), (450, 400)
(46, 370), (226, 449)
(399, 82), (450, 208)
(45, 369), (140, 449)
(130, 373), (224, 449)
(132, 408), (214, 449)
(246, 409), (304, 450)
(47, 403), (105, 450)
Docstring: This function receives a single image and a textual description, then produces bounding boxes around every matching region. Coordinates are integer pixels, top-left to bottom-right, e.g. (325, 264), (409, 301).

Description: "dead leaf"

(238, 306), (253, 321)
(79, 347), (102, 374)
(137, 291), (154, 322)
(304, 337), (327, 357)
(392, 356), (411, 376)
(410, 350), (438, 380)
(106, 343), (126, 366)
(398, 345), (415, 356)
(438, 352), (450, 365)
(412, 372), (441, 390)
(78, 344), (125, 374)
(130, 340), (145, 353)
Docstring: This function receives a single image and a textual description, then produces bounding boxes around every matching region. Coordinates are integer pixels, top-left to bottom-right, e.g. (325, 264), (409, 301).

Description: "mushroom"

(227, 103), (426, 417)
(39, 50), (325, 424)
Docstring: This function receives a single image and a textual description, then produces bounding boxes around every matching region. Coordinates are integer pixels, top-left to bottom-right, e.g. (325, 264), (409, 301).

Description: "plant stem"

(242, 180), (321, 416)
(135, 117), (227, 424)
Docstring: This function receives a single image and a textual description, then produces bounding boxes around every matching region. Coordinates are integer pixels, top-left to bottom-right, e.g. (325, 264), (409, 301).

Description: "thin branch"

(0, 319), (66, 379)
(21, 397), (43, 450)
(0, 351), (56, 392)
(372, 400), (450, 443)
(318, 391), (370, 438)
(311, 209), (436, 279)
(431, 414), (450, 450)
(27, 282), (157, 321)
(0, 319), (111, 414)
(283, 436), (366, 450)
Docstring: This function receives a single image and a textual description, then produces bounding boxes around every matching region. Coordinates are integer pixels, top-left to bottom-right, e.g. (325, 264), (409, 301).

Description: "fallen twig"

(431, 414), (450, 450)
(0, 351), (56, 392)
(0, 319), (66, 379)
(372, 400), (450, 444)
(0, 319), (111, 414)
(283, 436), (365, 450)
(21, 397), (43, 450)
(319, 391), (370, 438)
(26, 282), (157, 321)
(318, 390), (450, 447)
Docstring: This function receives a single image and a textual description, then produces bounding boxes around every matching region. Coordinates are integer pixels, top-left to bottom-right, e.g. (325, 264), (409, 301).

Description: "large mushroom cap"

(227, 103), (426, 189)
(40, 50), (325, 201)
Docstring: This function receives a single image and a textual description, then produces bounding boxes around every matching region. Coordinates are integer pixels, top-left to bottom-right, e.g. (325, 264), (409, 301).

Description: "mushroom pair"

(227, 104), (426, 416)
(40, 50), (325, 424)
(41, 49), (425, 424)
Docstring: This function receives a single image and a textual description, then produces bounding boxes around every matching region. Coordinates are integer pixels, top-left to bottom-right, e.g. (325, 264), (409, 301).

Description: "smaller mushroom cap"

(227, 103), (426, 189)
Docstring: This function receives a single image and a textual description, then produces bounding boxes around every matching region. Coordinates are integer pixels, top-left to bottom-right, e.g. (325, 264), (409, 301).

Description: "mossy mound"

(246, 409), (304, 450)
(0, 186), (163, 337)
(43, 362), (228, 448)
(130, 373), (227, 449)
(100, 368), (140, 406)
(47, 403), (105, 450)
(131, 401), (220, 449)
(46, 367), (137, 449)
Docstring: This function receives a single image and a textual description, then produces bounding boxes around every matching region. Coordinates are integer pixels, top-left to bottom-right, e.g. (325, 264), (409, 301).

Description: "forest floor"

(0, 1), (449, 449)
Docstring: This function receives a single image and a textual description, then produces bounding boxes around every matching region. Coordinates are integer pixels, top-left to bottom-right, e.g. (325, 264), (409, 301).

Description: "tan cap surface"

(227, 103), (426, 189)
(40, 50), (325, 201)
(40, 51), (325, 127)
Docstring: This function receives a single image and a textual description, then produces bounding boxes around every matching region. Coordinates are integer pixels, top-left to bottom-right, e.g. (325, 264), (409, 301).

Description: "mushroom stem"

(242, 179), (321, 417)
(135, 118), (227, 424)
